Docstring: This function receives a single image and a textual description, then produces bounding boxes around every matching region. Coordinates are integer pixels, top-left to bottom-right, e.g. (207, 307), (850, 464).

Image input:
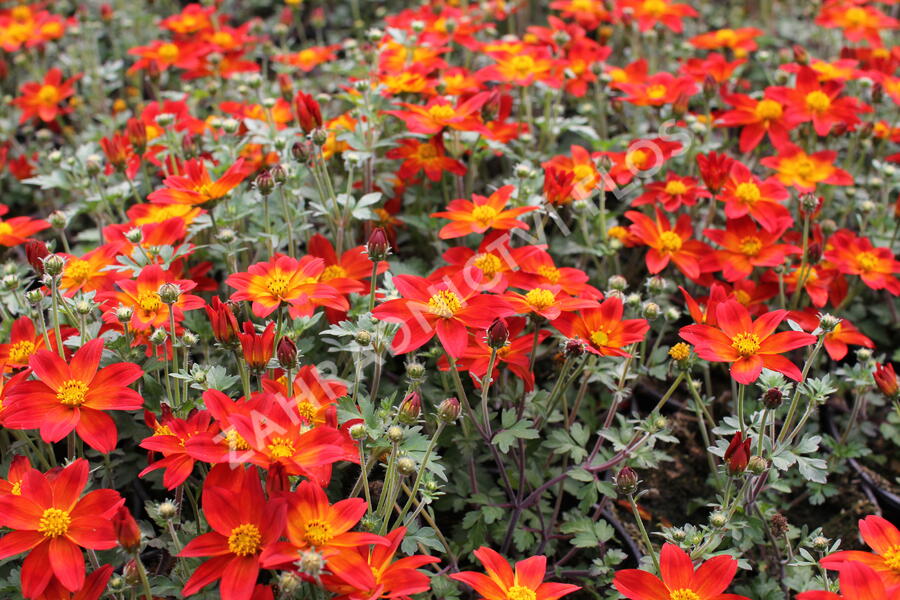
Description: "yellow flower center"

(714, 29), (737, 46)
(227, 523), (262, 556)
(37, 85), (60, 105)
(524, 288), (556, 310)
(856, 251), (879, 272)
(11, 5), (32, 21)
(416, 144), (438, 160)
(570, 0), (592, 10)
(319, 265), (347, 281)
(754, 99), (783, 121)
(572, 164), (595, 184)
(641, 0), (668, 17)
(792, 158), (816, 179)
(883, 545), (900, 572)
(844, 6), (868, 26)
(428, 291), (462, 318)
(509, 55), (536, 76)
(805, 90), (832, 114)
(734, 289), (751, 304)
(211, 31), (233, 47)
(473, 253), (503, 277)
(669, 342), (691, 361)
(646, 84), (668, 100)
(267, 437), (295, 458)
(266, 272), (291, 297)
(507, 586), (537, 600)
(65, 259), (93, 283)
(590, 329), (610, 347)
(225, 429), (250, 451)
(10, 481), (22, 496)
(427, 104), (456, 121)
(670, 590), (701, 600)
(735, 181), (761, 204)
(154, 424), (175, 437)
(137, 291), (161, 312)
(56, 380), (89, 407)
(537, 265), (561, 283)
(471, 204), (499, 227)
(731, 332), (761, 356)
(659, 231), (683, 252)
(8, 340), (36, 364)
(158, 42), (180, 62)
(38, 508), (71, 538)
(304, 519), (334, 546)
(739, 236), (762, 256)
(626, 149), (650, 170)
(297, 400), (316, 421)
(664, 180), (688, 195)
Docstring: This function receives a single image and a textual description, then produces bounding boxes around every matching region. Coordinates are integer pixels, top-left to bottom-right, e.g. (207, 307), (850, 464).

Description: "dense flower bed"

(0, 0), (899, 599)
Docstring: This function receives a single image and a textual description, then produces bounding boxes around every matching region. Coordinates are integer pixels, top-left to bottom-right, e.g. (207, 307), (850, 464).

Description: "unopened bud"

(366, 227), (390, 261)
(312, 127), (328, 146)
(256, 171), (275, 196)
(116, 305), (134, 324)
(276, 337), (298, 369)
(608, 274), (627, 291)
(349, 423), (368, 441)
(763, 387), (783, 409)
(397, 457), (416, 476)
(158, 500), (178, 520)
(709, 511), (728, 528)
(486, 317), (509, 350)
(355, 330), (372, 346)
(48, 211), (67, 229)
(25, 289), (43, 305)
(406, 361), (426, 381)
(615, 466), (638, 495)
(818, 313), (840, 332)
(398, 391), (422, 424)
(157, 283), (181, 305)
(149, 328), (168, 345)
(438, 397), (461, 423)
(747, 455), (768, 475)
(642, 302), (660, 320)
(43, 254), (65, 277)
(295, 550), (325, 577)
(386, 425), (404, 443)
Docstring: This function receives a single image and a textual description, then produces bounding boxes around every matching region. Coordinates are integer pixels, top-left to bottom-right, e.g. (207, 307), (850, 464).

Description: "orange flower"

(102, 264), (204, 334)
(690, 27), (763, 56)
(680, 299), (817, 384)
(704, 217), (799, 281)
(718, 160), (793, 232)
(227, 254), (348, 318)
(616, 71), (698, 107)
(760, 143), (853, 192)
(477, 48), (560, 87)
(549, 0), (612, 29)
(384, 93), (490, 135)
(614, 543), (749, 600)
(2, 339), (144, 453)
(127, 40), (207, 74)
(451, 547), (580, 600)
(542, 145), (603, 200)
(261, 364), (347, 426)
(825, 230), (900, 295)
(0, 316), (70, 371)
(768, 66), (870, 136)
(13, 68), (80, 123)
(554, 296), (649, 357)
(815, 2), (898, 46)
(60, 245), (126, 296)
(0, 205), (49, 246)
(617, 0), (698, 33)
(504, 285), (597, 321)
(718, 90), (800, 153)
(632, 173), (710, 211)
(800, 561), (897, 600)
(626, 208), (712, 280)
(431, 185), (538, 239)
(386, 136), (466, 182)
(148, 158), (248, 206)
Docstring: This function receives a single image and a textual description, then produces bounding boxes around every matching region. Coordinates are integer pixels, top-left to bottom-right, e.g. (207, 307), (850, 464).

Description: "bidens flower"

(451, 546), (580, 600)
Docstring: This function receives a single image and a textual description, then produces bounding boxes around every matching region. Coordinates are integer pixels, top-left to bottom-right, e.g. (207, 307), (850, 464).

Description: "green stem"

(480, 349), (498, 436)
(395, 422), (445, 528)
(629, 494), (660, 573)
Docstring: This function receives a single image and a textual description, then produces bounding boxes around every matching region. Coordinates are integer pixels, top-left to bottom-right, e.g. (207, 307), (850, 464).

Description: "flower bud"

(355, 330), (372, 346)
(770, 513), (789, 537)
(2, 275), (18, 291)
(112, 506), (142, 552)
(276, 337), (298, 369)
(48, 211), (67, 229)
(312, 127), (328, 146)
(222, 118), (240, 134)
(157, 283), (181, 305)
(724, 432), (751, 475)
(818, 313), (840, 332)
(291, 141), (312, 162)
(75, 299), (93, 315)
(812, 535), (830, 551)
(747, 455), (768, 475)
(25, 240), (49, 275)
(398, 391), (422, 424)
(386, 425), (404, 443)
(278, 572), (303, 594)
(668, 342), (691, 362)
(625, 293), (641, 309)
(366, 227), (390, 261)
(25, 289), (43, 305)
(792, 44), (809, 65)
(149, 328), (168, 345)
(874, 363), (899, 399)
(397, 457), (416, 476)
(116, 305), (134, 324)
(608, 274), (627, 291)
(270, 164), (287, 184)
(256, 171), (275, 196)
(564, 338), (587, 358)
(642, 302), (660, 320)
(43, 254), (65, 277)
(296, 549), (326, 578)
(124, 228), (143, 244)
(763, 387), (783, 409)
(486, 317), (509, 350)
(709, 511), (728, 528)
(349, 423), (367, 441)
(158, 500), (178, 520)
(438, 397), (461, 423)
(646, 276), (667, 295)
(615, 467), (638, 495)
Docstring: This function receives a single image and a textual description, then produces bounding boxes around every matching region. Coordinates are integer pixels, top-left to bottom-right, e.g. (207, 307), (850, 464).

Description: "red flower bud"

(126, 118), (147, 151)
(277, 336), (298, 369)
(724, 432), (751, 475)
(486, 318), (509, 350)
(238, 321), (276, 370)
(366, 227), (390, 261)
(438, 397), (460, 423)
(112, 506), (142, 552)
(399, 391), (422, 424)
(294, 91), (323, 134)
(25, 240), (49, 275)
(205, 297), (239, 345)
(874, 363), (899, 399)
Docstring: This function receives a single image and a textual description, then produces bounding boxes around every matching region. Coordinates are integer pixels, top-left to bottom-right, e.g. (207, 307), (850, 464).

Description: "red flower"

(825, 230), (900, 295)
(704, 217), (799, 281)
(13, 68), (80, 123)
(0, 205), (50, 247)
(680, 299), (817, 384)
(148, 158), (248, 206)
(0, 316), (70, 371)
(431, 185), (538, 240)
(180, 466), (287, 600)
(872, 363), (899, 399)
(718, 89), (800, 153)
(139, 409), (217, 489)
(0, 459), (123, 597)
(457, 316), (549, 391)
(101, 264), (204, 335)
(760, 143), (853, 193)
(372, 267), (515, 357)
(626, 208), (712, 280)
(718, 160), (793, 232)
(696, 151), (736, 194)
(3, 339), (144, 453)
(205, 297), (241, 345)
(798, 561), (898, 600)
(815, 2), (899, 46)
(553, 296), (650, 357)
(293, 91), (323, 133)
(632, 173), (710, 212)
(616, 0), (698, 33)
(616, 72), (698, 107)
(820, 515), (900, 588)
(384, 93), (490, 135)
(321, 527), (439, 599)
(386, 136), (466, 182)
(724, 431), (752, 474)
(768, 66), (870, 136)
(614, 543), (749, 600)
(451, 547), (580, 600)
